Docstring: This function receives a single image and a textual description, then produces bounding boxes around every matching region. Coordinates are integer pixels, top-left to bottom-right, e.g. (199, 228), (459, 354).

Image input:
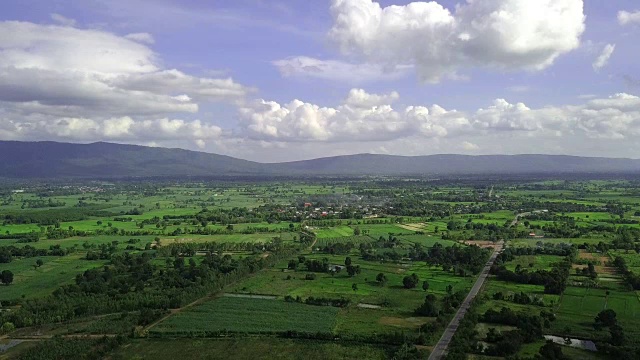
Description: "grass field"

(352, 224), (415, 238)
(609, 250), (640, 274)
(509, 238), (607, 248)
(151, 297), (339, 335)
(503, 254), (563, 272)
(314, 226), (355, 238)
(0, 254), (107, 300)
(110, 338), (390, 360)
(550, 284), (640, 342)
(227, 252), (473, 338)
(517, 341), (604, 360)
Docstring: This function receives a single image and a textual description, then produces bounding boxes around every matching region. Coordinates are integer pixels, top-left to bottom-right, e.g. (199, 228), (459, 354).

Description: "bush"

(305, 273), (316, 280)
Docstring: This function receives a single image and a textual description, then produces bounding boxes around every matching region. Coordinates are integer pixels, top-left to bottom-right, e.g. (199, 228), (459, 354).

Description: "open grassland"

(397, 234), (459, 248)
(314, 226), (355, 238)
(228, 253), (473, 338)
(517, 341), (605, 360)
(503, 254), (563, 272)
(0, 254), (107, 300)
(609, 250), (640, 274)
(550, 283), (640, 342)
(509, 238), (607, 248)
(151, 297), (338, 335)
(480, 279), (560, 308)
(352, 224), (415, 238)
(110, 338), (389, 360)
(231, 255), (473, 302)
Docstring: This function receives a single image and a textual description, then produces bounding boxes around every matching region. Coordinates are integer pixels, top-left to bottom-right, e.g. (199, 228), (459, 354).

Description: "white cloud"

(111, 69), (252, 102)
(462, 141), (479, 151)
(272, 56), (411, 83)
(0, 21), (250, 146)
(328, 0), (585, 83)
(592, 44), (615, 71)
(50, 13), (76, 27)
(618, 10), (640, 26)
(344, 88), (399, 108)
(0, 111), (222, 148)
(125, 32), (155, 44)
(237, 88), (640, 145)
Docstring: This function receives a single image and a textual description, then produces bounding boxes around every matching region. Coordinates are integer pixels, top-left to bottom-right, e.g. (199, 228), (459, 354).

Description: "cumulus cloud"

(0, 110), (222, 147)
(124, 32), (155, 44)
(0, 21), (250, 147)
(237, 88), (640, 145)
(328, 0), (585, 83)
(462, 141), (480, 151)
(618, 10), (640, 26)
(272, 56), (411, 83)
(592, 44), (615, 71)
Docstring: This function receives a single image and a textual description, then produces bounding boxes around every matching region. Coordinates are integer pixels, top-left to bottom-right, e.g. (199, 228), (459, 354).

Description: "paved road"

(427, 241), (504, 360)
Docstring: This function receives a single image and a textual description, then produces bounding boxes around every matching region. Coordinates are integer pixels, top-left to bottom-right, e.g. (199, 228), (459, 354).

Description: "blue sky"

(1, 0), (639, 161)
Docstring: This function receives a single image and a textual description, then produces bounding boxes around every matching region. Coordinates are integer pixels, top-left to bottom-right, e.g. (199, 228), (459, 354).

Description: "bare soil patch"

(398, 223), (427, 231)
(463, 240), (498, 249)
(379, 316), (429, 328)
(578, 250), (615, 275)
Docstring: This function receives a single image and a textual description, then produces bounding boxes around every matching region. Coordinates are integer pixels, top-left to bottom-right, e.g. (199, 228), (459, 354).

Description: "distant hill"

(0, 141), (268, 178)
(273, 153), (640, 175)
(1, 141), (640, 178)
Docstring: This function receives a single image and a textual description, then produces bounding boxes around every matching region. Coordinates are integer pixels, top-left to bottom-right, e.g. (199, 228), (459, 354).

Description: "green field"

(152, 297), (339, 335)
(110, 338), (390, 360)
(0, 254), (107, 300)
(3, 179), (640, 359)
(314, 226), (355, 238)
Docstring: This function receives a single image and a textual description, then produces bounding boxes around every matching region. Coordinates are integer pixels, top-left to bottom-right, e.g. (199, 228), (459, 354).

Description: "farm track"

(143, 294), (215, 332)
(509, 210), (547, 228)
(144, 251), (285, 332)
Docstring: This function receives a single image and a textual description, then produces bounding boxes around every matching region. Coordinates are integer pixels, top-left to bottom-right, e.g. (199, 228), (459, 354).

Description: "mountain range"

(1, 140), (640, 178)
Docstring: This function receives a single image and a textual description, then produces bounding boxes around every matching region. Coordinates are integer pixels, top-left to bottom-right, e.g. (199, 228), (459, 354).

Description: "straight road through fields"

(427, 241), (504, 360)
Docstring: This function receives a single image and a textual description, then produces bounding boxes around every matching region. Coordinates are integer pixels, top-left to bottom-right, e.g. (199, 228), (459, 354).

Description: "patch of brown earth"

(464, 240), (498, 249)
(398, 223), (427, 231)
(379, 316), (429, 328)
(578, 251), (615, 275)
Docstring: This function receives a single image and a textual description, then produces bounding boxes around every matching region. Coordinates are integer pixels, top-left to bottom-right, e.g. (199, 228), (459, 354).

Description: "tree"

(352, 283), (358, 292)
(415, 294), (439, 316)
(446, 284), (453, 295)
(594, 309), (617, 330)
(287, 260), (298, 270)
(537, 340), (567, 360)
(353, 227), (361, 236)
(422, 280), (430, 292)
(36, 259), (44, 267)
(403, 273), (419, 289)
(0, 322), (15, 335)
(345, 256), (352, 266)
(376, 272), (387, 286)
(346, 265), (360, 277)
(1, 270), (14, 285)
(609, 324), (625, 346)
